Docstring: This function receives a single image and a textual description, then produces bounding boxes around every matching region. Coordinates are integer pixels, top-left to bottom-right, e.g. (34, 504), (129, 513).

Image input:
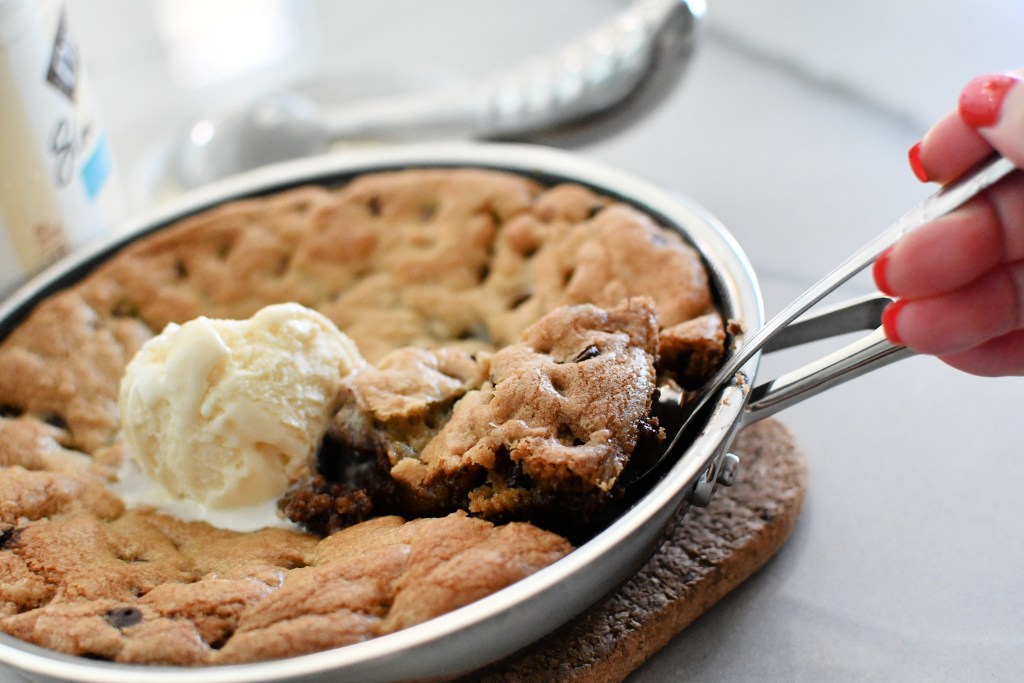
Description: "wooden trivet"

(465, 418), (807, 683)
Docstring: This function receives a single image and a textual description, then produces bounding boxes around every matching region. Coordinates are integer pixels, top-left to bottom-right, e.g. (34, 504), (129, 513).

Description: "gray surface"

(5, 1), (1022, 681)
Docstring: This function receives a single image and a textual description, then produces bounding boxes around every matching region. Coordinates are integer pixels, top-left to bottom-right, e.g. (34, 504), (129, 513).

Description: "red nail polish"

(908, 141), (928, 183)
(881, 300), (907, 346)
(958, 73), (1021, 128)
(873, 247), (895, 296)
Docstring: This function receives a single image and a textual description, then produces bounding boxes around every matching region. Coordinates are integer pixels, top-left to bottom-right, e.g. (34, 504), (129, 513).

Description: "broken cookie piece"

(317, 298), (663, 528)
(658, 313), (727, 389)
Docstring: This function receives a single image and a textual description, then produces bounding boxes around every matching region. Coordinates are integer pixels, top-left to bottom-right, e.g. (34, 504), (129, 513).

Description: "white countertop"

(5, 1), (1023, 681)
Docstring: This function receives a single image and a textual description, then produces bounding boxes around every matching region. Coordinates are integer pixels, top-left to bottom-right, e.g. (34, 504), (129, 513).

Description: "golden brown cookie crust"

(0, 168), (720, 666)
(378, 298), (660, 518)
(0, 169), (712, 454)
(0, 509), (570, 665)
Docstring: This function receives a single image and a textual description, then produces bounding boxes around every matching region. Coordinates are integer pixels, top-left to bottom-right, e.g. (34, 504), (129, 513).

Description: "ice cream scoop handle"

(320, 0), (703, 140)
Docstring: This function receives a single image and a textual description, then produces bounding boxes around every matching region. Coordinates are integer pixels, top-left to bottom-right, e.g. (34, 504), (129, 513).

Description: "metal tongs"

(644, 154), (1018, 500)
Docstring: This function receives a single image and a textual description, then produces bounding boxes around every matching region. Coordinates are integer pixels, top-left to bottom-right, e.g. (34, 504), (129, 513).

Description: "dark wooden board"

(467, 418), (807, 682)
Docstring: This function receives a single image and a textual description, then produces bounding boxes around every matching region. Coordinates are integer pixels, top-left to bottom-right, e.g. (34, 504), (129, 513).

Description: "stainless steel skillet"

(0, 142), (967, 683)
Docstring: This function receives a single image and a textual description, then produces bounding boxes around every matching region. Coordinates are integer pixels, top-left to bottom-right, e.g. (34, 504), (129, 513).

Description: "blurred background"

(64, 0), (1024, 212)
(21, 1), (1024, 681)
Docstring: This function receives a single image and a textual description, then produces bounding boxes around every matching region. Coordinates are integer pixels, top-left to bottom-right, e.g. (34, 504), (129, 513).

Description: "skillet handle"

(740, 293), (916, 425)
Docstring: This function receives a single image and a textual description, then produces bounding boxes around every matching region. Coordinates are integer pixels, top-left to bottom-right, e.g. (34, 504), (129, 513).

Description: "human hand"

(873, 70), (1024, 376)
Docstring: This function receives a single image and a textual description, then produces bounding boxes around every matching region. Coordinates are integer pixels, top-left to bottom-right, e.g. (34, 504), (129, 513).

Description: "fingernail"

(908, 141), (928, 182)
(881, 299), (907, 346)
(873, 246), (895, 296)
(958, 73), (1022, 128)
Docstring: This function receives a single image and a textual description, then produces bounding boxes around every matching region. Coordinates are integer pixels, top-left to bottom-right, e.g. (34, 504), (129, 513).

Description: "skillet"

(0, 142), (908, 683)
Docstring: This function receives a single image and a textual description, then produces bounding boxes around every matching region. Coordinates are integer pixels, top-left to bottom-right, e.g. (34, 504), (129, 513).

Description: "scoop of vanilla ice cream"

(118, 302), (364, 510)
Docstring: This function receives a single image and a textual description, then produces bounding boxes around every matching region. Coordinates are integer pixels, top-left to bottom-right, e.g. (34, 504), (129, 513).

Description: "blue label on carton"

(80, 132), (111, 199)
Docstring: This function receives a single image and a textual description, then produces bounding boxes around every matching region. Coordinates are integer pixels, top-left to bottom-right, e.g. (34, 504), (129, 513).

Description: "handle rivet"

(717, 452), (740, 487)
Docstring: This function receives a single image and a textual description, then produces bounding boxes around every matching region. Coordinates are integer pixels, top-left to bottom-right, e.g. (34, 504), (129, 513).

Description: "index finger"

(913, 110), (992, 184)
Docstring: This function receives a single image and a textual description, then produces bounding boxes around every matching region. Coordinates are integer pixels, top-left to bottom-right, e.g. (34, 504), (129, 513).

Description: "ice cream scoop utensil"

(171, 0), (703, 189)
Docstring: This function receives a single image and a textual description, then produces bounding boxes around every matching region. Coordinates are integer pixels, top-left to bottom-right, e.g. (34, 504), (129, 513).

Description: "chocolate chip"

(635, 415), (663, 450)
(41, 413), (69, 430)
(110, 300), (140, 318)
(510, 292), (532, 309)
(0, 527), (23, 549)
(493, 446), (532, 490)
(0, 405), (22, 419)
(173, 259), (188, 279)
(367, 196), (381, 216)
(457, 324), (491, 343)
(419, 203), (437, 222)
(105, 607), (143, 629)
(274, 253), (292, 276)
(485, 206), (502, 227)
(572, 345), (600, 363)
(278, 474), (376, 536)
(506, 458), (526, 488)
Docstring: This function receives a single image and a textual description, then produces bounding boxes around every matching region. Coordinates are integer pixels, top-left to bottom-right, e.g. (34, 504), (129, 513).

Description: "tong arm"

(681, 154), (1017, 434)
(744, 301), (915, 425)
